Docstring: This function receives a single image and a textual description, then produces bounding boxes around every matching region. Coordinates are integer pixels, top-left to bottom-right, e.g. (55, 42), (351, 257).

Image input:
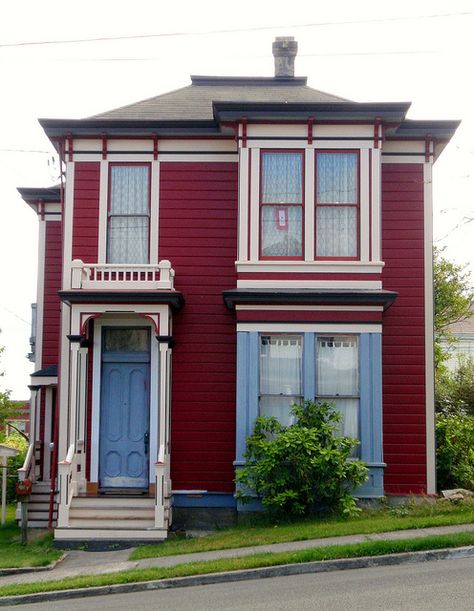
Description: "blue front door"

(99, 328), (151, 489)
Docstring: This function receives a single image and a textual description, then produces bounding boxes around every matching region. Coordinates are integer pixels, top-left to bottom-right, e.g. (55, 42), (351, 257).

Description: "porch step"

(24, 481), (57, 528)
(68, 518), (156, 529)
(63, 495), (157, 533)
(54, 527), (167, 541)
(69, 507), (154, 520)
(72, 496), (154, 509)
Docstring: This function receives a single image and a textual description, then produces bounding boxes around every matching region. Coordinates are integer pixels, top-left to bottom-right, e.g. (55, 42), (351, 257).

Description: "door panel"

(99, 360), (150, 488)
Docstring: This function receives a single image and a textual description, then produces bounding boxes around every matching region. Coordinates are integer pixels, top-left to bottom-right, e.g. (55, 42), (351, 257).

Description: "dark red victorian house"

(17, 37), (459, 544)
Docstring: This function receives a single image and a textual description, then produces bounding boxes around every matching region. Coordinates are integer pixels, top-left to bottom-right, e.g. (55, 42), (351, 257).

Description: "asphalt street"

(14, 555), (474, 610)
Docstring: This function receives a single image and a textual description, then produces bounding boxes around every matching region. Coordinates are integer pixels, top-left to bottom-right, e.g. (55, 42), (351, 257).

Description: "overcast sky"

(1, 0), (473, 398)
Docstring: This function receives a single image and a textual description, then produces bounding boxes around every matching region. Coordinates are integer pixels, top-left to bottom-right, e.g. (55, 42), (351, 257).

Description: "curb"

(1, 545), (474, 606)
(0, 554), (67, 577)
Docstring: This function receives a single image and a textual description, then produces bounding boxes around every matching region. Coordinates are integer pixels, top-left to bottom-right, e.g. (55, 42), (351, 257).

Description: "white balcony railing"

(71, 259), (175, 290)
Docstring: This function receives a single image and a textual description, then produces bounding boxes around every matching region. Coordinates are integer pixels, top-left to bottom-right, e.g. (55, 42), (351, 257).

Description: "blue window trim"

(235, 330), (385, 500)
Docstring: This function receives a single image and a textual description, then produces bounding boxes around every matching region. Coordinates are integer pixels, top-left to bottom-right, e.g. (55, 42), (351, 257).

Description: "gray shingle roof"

(91, 76), (349, 121)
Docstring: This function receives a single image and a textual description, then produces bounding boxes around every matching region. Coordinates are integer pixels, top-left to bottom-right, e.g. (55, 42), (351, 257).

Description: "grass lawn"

(0, 505), (62, 569)
(130, 498), (474, 560)
(1, 531), (474, 598)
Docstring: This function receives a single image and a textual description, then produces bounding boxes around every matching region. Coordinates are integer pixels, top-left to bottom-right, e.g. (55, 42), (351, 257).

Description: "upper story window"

(260, 151), (304, 259)
(316, 152), (359, 259)
(107, 164), (150, 264)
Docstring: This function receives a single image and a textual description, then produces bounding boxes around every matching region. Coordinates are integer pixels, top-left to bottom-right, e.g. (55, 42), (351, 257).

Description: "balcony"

(70, 259), (175, 291)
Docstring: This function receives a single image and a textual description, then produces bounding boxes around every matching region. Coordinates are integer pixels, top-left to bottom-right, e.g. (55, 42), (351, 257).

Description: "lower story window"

(259, 335), (303, 426)
(258, 333), (359, 442)
(316, 335), (359, 454)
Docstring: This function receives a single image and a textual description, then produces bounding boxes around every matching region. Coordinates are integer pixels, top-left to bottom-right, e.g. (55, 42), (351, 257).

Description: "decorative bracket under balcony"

(70, 259), (175, 290)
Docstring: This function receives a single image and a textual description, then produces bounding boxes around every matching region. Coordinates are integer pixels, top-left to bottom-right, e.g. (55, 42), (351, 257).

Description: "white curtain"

(316, 336), (359, 441)
(317, 152), (357, 203)
(262, 152), (303, 203)
(108, 217), (149, 264)
(260, 335), (302, 424)
(110, 166), (149, 214)
(108, 166), (149, 263)
(316, 206), (357, 257)
(261, 205), (302, 257)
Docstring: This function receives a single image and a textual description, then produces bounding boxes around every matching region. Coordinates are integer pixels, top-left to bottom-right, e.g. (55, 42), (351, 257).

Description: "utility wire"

(0, 11), (473, 48)
(0, 305), (30, 326)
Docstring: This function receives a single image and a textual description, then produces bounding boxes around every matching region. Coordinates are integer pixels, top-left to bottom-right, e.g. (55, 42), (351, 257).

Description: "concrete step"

(69, 507), (154, 520)
(54, 527), (167, 541)
(69, 518), (156, 529)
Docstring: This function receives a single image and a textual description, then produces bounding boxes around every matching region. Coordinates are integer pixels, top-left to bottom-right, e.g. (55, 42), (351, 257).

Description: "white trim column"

(424, 160), (436, 494)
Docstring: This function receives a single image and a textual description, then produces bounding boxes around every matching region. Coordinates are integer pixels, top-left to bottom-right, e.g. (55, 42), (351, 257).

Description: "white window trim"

(241, 141), (379, 267)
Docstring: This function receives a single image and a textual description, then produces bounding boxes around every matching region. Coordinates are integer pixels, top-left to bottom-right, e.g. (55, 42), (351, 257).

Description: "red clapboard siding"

(72, 162), (100, 263)
(159, 162), (238, 492)
(42, 221), (62, 368)
(381, 163), (427, 495)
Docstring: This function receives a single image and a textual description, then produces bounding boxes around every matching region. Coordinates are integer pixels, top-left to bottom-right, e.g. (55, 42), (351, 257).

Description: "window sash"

(260, 151), (304, 259)
(316, 335), (360, 451)
(259, 334), (303, 424)
(315, 151), (359, 259)
(107, 164), (150, 264)
(261, 204), (303, 257)
(261, 152), (303, 204)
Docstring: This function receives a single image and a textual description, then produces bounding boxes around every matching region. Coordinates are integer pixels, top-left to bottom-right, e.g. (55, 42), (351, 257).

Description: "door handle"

(144, 431), (150, 455)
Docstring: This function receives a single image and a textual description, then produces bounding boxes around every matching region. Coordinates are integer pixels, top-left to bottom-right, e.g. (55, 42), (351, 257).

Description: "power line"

(0, 149), (51, 154)
(0, 305), (30, 327)
(0, 11), (473, 49)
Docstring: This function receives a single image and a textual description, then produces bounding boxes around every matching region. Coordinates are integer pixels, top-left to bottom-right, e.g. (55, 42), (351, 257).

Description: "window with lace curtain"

(316, 151), (359, 259)
(260, 151), (304, 258)
(107, 164), (150, 264)
(258, 333), (360, 452)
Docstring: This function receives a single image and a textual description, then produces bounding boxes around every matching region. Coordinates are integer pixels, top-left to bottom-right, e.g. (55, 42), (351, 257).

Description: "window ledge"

(236, 261), (384, 274)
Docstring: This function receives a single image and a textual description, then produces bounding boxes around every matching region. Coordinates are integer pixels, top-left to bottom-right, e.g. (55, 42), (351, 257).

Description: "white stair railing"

(17, 442), (35, 483)
(154, 445), (171, 529)
(56, 444), (76, 528)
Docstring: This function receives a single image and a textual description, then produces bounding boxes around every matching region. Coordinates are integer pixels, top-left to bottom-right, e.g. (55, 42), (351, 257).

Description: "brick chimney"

(272, 36), (298, 78)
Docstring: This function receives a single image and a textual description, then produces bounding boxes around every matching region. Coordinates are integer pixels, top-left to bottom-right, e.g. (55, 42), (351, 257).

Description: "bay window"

(315, 152), (359, 258)
(107, 164), (150, 264)
(236, 330), (383, 497)
(260, 151), (304, 258)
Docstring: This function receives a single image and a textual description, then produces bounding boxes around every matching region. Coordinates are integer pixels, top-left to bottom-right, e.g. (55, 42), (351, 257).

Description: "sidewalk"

(1, 522), (474, 587)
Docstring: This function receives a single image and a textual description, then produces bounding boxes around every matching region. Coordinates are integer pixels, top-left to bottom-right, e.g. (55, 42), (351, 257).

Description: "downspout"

(48, 138), (66, 529)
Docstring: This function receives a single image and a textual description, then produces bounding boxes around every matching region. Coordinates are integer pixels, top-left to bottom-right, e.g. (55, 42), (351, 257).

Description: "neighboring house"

(17, 37), (459, 545)
(3, 401), (30, 438)
(442, 307), (474, 371)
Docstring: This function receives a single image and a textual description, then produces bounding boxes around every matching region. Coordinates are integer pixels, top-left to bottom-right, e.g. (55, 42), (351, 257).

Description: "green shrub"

(436, 356), (474, 416)
(436, 413), (474, 491)
(236, 400), (368, 519)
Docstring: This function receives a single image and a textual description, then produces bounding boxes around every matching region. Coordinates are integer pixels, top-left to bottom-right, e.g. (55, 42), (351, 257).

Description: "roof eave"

(213, 101), (411, 123)
(223, 288), (398, 311)
(17, 186), (61, 204)
(39, 118), (222, 143)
